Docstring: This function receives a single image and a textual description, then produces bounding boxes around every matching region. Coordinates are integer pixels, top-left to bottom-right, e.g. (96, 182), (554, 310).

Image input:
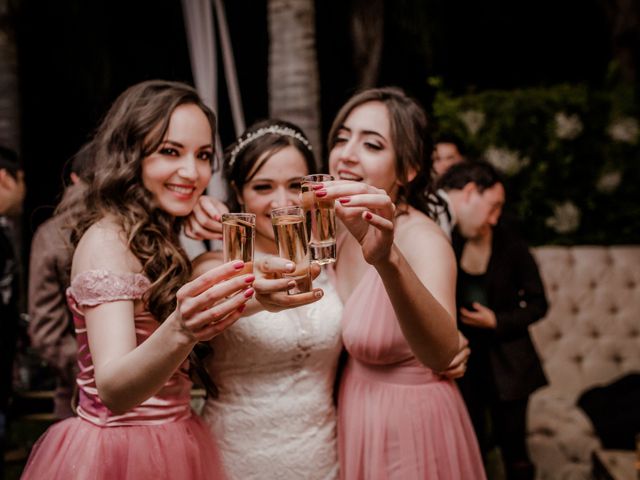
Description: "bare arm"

(325, 181), (459, 371)
(75, 223), (253, 414)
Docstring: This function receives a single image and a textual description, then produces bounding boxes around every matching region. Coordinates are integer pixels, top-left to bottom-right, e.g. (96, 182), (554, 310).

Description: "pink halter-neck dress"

(338, 266), (486, 479)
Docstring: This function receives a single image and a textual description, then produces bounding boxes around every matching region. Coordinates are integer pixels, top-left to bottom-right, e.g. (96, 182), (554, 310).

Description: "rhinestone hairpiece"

(228, 125), (312, 169)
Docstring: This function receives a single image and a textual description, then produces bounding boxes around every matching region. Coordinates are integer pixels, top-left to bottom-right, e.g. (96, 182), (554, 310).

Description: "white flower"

(554, 112), (583, 140)
(484, 146), (530, 176)
(545, 201), (581, 234)
(607, 117), (639, 144)
(596, 170), (622, 194)
(459, 110), (485, 136)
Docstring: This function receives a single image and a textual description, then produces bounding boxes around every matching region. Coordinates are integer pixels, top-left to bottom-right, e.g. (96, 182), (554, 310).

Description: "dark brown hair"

(328, 86), (440, 219)
(70, 80), (216, 322)
(223, 119), (316, 210)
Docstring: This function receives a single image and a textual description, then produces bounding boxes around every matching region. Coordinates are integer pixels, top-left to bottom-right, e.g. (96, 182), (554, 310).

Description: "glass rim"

(270, 205), (304, 217)
(301, 173), (334, 182)
(221, 212), (256, 222)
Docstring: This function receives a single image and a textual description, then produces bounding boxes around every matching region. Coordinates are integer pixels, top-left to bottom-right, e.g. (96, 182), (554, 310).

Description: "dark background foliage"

(13, 0), (636, 246)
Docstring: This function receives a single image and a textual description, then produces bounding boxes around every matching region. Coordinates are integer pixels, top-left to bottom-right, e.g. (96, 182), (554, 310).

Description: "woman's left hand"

(321, 181), (395, 265)
(460, 303), (497, 329)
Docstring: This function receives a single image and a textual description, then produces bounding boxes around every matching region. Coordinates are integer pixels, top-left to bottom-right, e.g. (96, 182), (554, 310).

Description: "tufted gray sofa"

(526, 246), (640, 480)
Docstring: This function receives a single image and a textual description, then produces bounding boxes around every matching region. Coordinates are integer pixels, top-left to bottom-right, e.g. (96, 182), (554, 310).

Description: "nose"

(336, 138), (358, 164)
(488, 210), (501, 226)
(269, 187), (295, 209)
(178, 155), (198, 181)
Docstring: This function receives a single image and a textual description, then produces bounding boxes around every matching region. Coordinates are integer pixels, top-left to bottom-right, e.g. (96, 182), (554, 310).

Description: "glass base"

(310, 242), (337, 265)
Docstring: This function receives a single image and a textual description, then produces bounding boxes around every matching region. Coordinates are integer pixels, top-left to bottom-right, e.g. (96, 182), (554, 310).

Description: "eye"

(198, 150), (214, 162)
(365, 142), (383, 151)
(252, 184), (273, 192)
(289, 181), (301, 190)
(159, 147), (179, 156)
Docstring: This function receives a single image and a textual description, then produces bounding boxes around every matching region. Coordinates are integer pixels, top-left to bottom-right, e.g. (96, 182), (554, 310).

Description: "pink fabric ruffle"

(21, 415), (225, 480)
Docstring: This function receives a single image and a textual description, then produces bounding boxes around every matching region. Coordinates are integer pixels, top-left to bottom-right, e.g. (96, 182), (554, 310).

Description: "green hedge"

(431, 83), (640, 245)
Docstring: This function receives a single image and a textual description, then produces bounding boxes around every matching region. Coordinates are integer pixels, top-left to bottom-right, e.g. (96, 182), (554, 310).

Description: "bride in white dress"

(189, 120), (343, 479)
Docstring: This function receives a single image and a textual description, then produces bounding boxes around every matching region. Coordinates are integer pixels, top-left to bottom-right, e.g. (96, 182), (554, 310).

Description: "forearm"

(374, 244), (459, 371)
(94, 316), (195, 414)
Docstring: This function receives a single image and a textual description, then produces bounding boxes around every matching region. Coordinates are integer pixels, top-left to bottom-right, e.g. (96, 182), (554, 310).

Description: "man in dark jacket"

(0, 146), (25, 477)
(438, 161), (548, 480)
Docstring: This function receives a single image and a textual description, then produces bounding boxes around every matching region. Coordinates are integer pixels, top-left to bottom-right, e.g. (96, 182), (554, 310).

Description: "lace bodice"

(67, 269), (193, 426)
(202, 270), (343, 480)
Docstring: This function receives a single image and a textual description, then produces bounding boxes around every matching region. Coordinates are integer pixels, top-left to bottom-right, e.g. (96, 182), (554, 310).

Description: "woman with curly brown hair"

(21, 80), (252, 479)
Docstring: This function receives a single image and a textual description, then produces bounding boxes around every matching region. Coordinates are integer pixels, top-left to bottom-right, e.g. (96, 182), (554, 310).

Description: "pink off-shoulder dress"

(337, 266), (486, 479)
(21, 270), (225, 480)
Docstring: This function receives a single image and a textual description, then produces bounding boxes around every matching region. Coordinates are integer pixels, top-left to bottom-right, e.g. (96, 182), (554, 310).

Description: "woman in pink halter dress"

(322, 87), (486, 479)
(21, 81), (254, 479)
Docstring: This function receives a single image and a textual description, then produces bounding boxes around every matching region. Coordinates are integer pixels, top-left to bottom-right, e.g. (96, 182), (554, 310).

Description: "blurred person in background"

(438, 160), (548, 480)
(28, 142), (95, 419)
(0, 145), (25, 478)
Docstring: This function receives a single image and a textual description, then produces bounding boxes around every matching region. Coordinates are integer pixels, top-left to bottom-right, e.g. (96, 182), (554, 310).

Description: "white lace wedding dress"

(201, 271), (343, 480)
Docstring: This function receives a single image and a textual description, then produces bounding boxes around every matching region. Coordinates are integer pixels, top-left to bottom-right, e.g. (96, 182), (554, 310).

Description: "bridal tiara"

(228, 125), (313, 169)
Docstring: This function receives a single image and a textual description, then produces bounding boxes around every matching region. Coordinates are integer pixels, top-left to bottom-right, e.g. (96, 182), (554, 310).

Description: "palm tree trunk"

(267, 0), (322, 165)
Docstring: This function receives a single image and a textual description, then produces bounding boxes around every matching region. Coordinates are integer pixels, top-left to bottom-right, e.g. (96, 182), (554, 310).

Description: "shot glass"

(301, 174), (336, 264)
(271, 206), (312, 295)
(222, 213), (255, 275)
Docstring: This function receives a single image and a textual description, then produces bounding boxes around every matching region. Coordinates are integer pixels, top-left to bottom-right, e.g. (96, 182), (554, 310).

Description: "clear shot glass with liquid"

(270, 206), (312, 295)
(301, 174), (336, 265)
(222, 213), (256, 275)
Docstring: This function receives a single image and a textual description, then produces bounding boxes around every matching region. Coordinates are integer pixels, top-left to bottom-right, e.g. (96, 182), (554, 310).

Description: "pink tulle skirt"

(338, 362), (486, 479)
(21, 415), (226, 479)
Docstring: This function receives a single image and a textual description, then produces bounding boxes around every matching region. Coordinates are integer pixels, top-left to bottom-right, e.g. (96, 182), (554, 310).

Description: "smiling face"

(141, 103), (213, 217)
(239, 145), (310, 251)
(328, 101), (401, 199)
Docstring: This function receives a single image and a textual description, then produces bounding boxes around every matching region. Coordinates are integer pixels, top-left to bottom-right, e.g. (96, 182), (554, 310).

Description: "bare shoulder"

(191, 250), (224, 278)
(72, 217), (142, 277)
(396, 208), (451, 250)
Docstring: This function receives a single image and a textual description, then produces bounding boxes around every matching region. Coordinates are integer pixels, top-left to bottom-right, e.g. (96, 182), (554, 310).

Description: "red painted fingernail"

(315, 190), (327, 198)
(233, 261), (245, 270)
(364, 212), (373, 220)
(244, 288), (255, 298)
(311, 184), (324, 190)
(339, 197), (350, 204)
(245, 275), (255, 283)
(237, 304), (246, 313)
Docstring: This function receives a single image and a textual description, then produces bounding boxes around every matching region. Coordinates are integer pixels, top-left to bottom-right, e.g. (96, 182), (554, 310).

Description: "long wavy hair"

(70, 80), (216, 322)
(223, 119), (317, 210)
(327, 86), (442, 220)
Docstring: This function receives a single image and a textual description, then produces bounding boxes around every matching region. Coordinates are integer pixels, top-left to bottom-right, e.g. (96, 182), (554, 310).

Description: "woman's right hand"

(173, 260), (254, 342)
(252, 255), (324, 312)
(184, 195), (229, 241)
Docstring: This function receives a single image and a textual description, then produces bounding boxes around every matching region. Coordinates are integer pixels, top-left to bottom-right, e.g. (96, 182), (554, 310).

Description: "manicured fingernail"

(314, 290), (324, 299)
(315, 190), (327, 198)
(245, 275), (255, 283)
(244, 288), (255, 298)
(233, 260), (245, 270)
(214, 214), (221, 221)
(312, 184), (324, 190)
(287, 280), (297, 289)
(339, 197), (350, 204)
(237, 304), (246, 313)
(364, 212), (372, 220)
(285, 262), (295, 272)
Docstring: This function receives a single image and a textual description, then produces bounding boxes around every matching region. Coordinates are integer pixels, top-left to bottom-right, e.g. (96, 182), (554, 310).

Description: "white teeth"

(166, 185), (194, 195)
(340, 174), (362, 181)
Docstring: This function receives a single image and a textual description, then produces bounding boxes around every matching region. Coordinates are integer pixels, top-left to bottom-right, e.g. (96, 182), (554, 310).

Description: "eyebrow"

(249, 177), (302, 183)
(161, 140), (214, 150)
(338, 125), (385, 140)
